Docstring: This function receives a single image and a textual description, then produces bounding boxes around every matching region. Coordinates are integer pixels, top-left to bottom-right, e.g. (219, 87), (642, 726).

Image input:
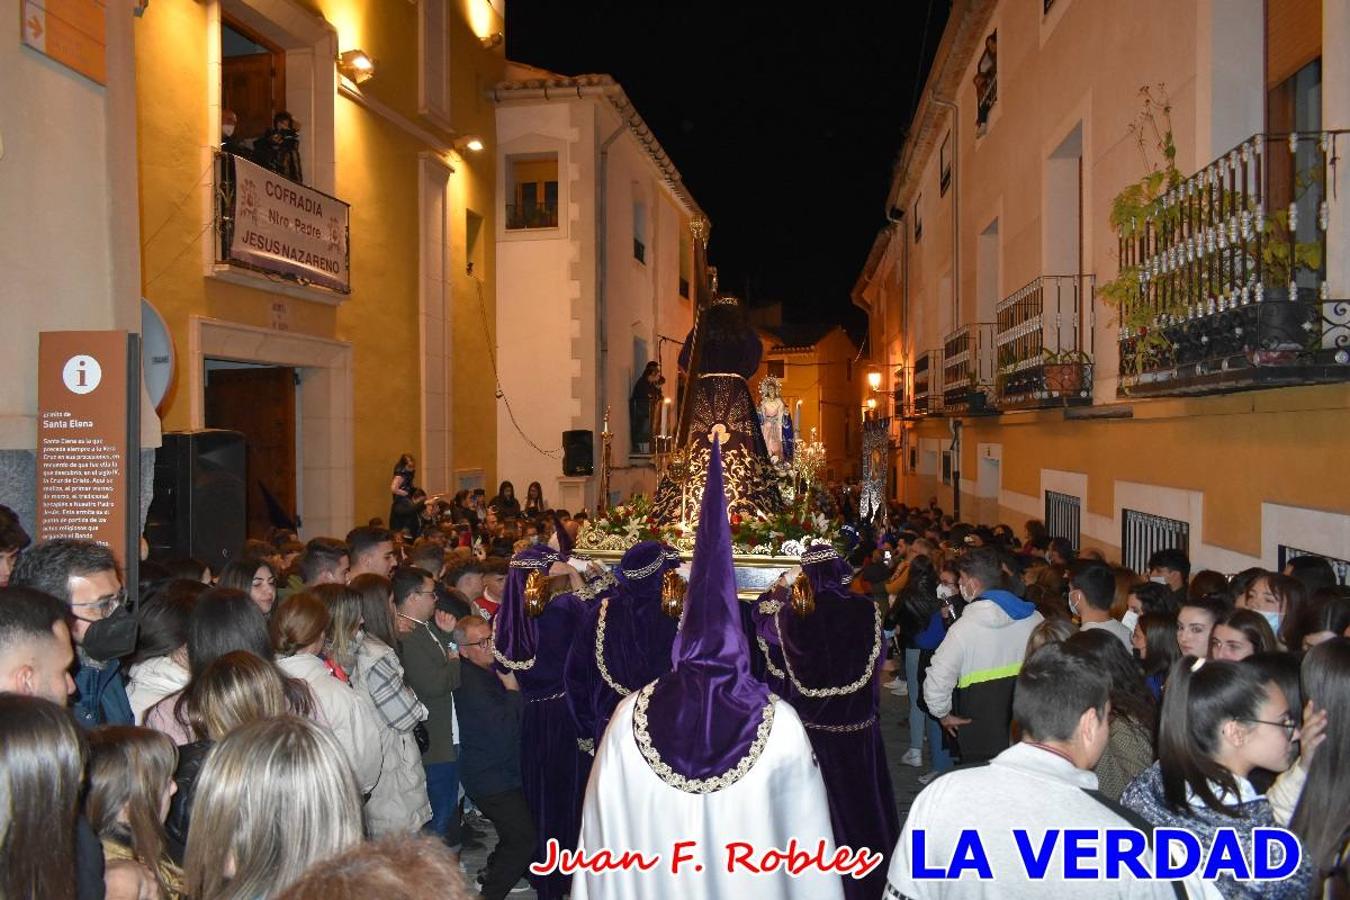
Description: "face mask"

(1258, 610), (1283, 633)
(936, 583), (958, 600)
(80, 607), (139, 662)
(959, 583), (977, 603)
(1149, 575), (1168, 586)
(1068, 596), (1079, 617)
(1121, 610), (1140, 634)
(222, 123), (235, 137)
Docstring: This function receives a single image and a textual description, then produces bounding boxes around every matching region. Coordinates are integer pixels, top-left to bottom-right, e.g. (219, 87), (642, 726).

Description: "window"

(506, 154), (559, 229)
(766, 359), (785, 378)
(913, 193), (923, 242)
(941, 451), (953, 485)
(633, 199), (647, 264)
(939, 132), (952, 196)
(678, 229), (692, 298)
(974, 30), (997, 136)
(418, 0), (451, 127)
(1121, 509), (1190, 576)
(1044, 490), (1081, 550)
(221, 19), (286, 160)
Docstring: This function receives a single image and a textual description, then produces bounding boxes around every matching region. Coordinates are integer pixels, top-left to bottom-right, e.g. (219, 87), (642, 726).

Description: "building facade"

(855, 0), (1350, 573)
(492, 65), (703, 512)
(132, 0), (505, 538)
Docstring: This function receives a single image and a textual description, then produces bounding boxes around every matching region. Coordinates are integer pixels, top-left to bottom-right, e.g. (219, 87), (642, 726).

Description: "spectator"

(145, 587), (314, 745)
(1112, 566), (1142, 629)
(1177, 593), (1229, 659)
(408, 539), (448, 582)
(255, 110), (303, 183)
(476, 557), (508, 619)
(0, 694), (92, 900)
(923, 547), (1043, 764)
(1297, 588), (1350, 651)
(886, 641), (1188, 898)
(242, 539), (283, 572)
(1209, 608), (1278, 661)
(165, 650), (288, 862)
(1022, 518), (1049, 554)
(347, 526), (398, 580)
(158, 557), (212, 584)
(1023, 616), (1076, 659)
(393, 565), (463, 849)
(298, 537), (351, 588)
(0, 503), (31, 587)
(1228, 567), (1269, 608)
(276, 835), (473, 900)
(1046, 536), (1075, 568)
(1287, 638), (1349, 897)
(126, 580), (204, 722)
(1146, 547), (1191, 609)
(1128, 579), (1179, 617)
(1283, 555), (1338, 598)
(1066, 630), (1156, 801)
(489, 481), (522, 521)
(319, 581), (431, 837)
(1122, 656), (1314, 898)
(1188, 569), (1229, 601)
(1240, 573), (1307, 650)
(524, 482), (547, 518)
(0, 585), (77, 704)
(86, 726), (184, 898)
(11, 539), (136, 728)
(184, 717), (363, 900)
(217, 556), (278, 615)
(1133, 611), (1179, 700)
(452, 614), (536, 900)
(1068, 558), (1132, 648)
(270, 592), (383, 795)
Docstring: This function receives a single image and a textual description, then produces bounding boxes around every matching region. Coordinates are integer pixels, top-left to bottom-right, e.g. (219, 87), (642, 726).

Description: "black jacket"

(166, 740), (212, 864)
(454, 661), (524, 800)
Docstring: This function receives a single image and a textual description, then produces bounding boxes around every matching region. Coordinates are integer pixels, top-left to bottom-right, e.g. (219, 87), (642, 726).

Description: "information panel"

(37, 331), (138, 573)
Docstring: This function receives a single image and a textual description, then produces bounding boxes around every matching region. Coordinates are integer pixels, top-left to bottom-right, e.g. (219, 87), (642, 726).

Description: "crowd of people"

(0, 468), (1348, 899)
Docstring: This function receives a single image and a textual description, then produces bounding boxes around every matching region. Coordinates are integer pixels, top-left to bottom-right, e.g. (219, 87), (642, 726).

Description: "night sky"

(505, 1), (949, 340)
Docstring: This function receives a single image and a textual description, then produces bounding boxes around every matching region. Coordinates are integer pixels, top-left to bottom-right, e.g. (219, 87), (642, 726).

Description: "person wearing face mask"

(1067, 559), (1134, 648)
(1239, 573), (1305, 650)
(1146, 547), (1191, 610)
(1122, 656), (1315, 899)
(12, 539), (137, 729)
(922, 547), (1043, 765)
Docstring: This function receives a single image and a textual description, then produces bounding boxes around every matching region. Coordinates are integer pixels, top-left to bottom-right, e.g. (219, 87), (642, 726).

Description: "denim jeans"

(904, 647), (923, 751)
(424, 760), (462, 850)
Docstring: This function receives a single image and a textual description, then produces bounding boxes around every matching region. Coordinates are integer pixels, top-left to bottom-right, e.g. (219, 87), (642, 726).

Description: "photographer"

(256, 110), (303, 183)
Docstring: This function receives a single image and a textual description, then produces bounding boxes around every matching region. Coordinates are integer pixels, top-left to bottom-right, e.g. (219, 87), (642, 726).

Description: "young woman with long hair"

(1287, 638), (1348, 897)
(317, 580), (432, 836)
(86, 726), (184, 898)
(1209, 607), (1278, 661)
(216, 557), (278, 616)
(166, 650), (289, 862)
(1065, 629), (1156, 801)
(184, 716), (364, 900)
(127, 579), (206, 722)
(1121, 656), (1313, 898)
(523, 481), (546, 517)
(0, 694), (87, 900)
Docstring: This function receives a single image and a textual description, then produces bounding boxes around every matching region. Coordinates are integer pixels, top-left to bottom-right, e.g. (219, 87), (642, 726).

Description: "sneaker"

(917, 770), (942, 785)
(509, 881), (532, 893)
(901, 748), (923, 768)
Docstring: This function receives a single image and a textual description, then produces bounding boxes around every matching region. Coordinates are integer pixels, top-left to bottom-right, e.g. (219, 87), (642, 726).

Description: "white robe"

(572, 692), (846, 900)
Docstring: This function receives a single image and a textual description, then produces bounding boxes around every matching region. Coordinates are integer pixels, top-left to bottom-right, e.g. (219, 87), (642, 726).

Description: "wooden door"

(222, 51), (284, 143)
(205, 367), (297, 540)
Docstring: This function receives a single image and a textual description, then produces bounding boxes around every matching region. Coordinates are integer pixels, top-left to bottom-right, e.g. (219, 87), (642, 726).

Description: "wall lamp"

(337, 49), (377, 84)
(480, 32), (504, 50)
(455, 135), (485, 153)
(867, 370), (882, 391)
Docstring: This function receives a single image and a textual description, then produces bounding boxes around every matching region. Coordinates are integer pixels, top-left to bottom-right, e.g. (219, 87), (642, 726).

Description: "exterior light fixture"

(337, 49), (376, 84)
(867, 370), (882, 391)
(455, 135), (485, 153)
(866, 397), (877, 410)
(480, 32), (504, 50)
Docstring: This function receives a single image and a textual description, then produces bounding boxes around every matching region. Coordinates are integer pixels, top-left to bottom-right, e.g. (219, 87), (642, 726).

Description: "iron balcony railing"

(506, 203), (559, 230)
(942, 323), (997, 412)
(996, 274), (1095, 408)
(1117, 130), (1350, 396)
(911, 350), (942, 417)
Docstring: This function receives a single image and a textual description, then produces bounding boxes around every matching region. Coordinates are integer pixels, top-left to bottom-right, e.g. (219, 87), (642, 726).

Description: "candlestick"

(794, 399), (802, 434)
(660, 397), (671, 437)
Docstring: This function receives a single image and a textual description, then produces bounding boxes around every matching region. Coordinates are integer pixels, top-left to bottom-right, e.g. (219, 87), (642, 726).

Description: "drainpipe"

(596, 120), (626, 499)
(932, 94), (960, 519)
(885, 208), (908, 506)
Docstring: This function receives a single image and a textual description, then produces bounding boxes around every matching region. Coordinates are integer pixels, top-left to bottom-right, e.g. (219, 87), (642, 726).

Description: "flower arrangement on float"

(575, 496), (839, 557)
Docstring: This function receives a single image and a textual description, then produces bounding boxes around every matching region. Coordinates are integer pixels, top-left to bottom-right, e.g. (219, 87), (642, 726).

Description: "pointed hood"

(491, 545), (558, 669)
(635, 440), (774, 791)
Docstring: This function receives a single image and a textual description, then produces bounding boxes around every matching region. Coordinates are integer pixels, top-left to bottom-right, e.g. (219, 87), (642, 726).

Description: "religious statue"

(756, 375), (794, 463)
(650, 296), (785, 526)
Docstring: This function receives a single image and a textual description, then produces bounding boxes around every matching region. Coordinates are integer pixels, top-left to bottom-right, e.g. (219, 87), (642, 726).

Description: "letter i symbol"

(76, 360), (87, 388)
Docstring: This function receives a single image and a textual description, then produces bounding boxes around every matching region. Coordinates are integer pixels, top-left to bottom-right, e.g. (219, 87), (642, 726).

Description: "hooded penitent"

(637, 439), (774, 788)
(490, 545), (557, 670)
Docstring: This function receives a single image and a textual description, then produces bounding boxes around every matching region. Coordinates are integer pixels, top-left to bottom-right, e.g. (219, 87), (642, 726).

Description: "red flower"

(731, 514), (743, 526)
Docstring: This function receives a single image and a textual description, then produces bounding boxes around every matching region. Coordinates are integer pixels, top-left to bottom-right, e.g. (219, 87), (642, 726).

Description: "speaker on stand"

(144, 430), (247, 574)
(561, 430), (594, 477)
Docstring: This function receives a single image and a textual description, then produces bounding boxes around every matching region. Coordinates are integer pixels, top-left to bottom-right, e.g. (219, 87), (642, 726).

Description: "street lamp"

(867, 370), (882, 391)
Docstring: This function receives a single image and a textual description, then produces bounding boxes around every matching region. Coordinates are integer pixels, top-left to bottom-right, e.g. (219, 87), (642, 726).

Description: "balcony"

(909, 351), (942, 418)
(213, 151), (351, 295)
(996, 275), (1096, 409)
(506, 203), (559, 230)
(1116, 131), (1350, 397)
(942, 324), (997, 413)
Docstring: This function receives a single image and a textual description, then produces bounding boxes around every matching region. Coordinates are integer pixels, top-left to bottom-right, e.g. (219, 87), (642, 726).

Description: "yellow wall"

(757, 327), (862, 481)
(134, 0), (502, 531)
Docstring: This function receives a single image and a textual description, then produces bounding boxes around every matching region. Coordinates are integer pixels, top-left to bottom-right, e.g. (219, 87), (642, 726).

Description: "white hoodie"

(127, 655), (190, 724)
(277, 653), (384, 795)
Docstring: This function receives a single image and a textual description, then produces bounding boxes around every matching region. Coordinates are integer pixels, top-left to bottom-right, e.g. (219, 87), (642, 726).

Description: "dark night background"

(506, 1), (950, 341)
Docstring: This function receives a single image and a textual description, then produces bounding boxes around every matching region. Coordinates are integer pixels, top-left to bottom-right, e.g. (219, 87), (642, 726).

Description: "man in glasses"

(11, 538), (136, 728)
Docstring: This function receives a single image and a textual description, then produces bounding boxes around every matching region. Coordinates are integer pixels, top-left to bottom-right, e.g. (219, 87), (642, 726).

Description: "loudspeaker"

(562, 430), (594, 477)
(145, 430), (247, 573)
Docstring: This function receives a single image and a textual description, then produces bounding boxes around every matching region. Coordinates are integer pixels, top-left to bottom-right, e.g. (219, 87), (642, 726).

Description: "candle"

(794, 400), (802, 434)
(660, 398), (671, 437)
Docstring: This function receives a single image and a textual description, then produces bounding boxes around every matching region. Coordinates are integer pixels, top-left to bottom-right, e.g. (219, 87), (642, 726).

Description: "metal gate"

(1122, 509), (1190, 575)
(1044, 491), (1082, 551)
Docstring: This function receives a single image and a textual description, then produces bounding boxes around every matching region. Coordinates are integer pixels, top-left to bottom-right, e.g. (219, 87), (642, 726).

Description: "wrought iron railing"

(1121, 509), (1190, 576)
(506, 203), (559, 229)
(942, 323), (997, 412)
(1116, 130), (1350, 396)
(1278, 546), (1350, 585)
(911, 351), (941, 416)
(996, 275), (1095, 408)
(1045, 490), (1082, 551)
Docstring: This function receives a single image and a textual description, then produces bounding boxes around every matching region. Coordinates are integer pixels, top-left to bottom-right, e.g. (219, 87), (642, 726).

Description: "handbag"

(413, 720), (431, 755)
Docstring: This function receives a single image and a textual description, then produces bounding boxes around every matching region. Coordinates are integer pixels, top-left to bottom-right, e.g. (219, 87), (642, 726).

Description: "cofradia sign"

(228, 154), (350, 293)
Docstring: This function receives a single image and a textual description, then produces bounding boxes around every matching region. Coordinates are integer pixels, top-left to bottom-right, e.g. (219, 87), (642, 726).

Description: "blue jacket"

(72, 658), (134, 730)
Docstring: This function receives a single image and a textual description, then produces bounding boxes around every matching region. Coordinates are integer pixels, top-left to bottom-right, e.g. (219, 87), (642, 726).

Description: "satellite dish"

(140, 298), (175, 413)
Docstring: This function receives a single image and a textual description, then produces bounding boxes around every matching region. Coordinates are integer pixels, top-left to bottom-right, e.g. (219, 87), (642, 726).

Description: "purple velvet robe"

(772, 589), (900, 900)
(747, 588), (791, 698)
(516, 591), (592, 900)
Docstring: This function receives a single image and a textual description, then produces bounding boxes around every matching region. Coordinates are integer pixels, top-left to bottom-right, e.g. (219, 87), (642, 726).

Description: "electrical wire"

(473, 275), (563, 460)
